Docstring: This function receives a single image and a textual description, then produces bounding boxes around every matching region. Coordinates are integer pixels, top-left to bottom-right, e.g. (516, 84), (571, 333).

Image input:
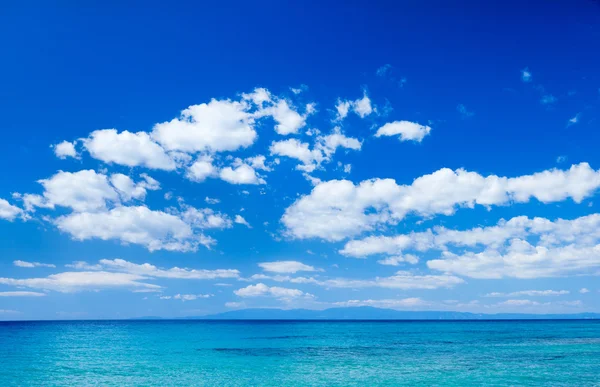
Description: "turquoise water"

(1, 320), (599, 386)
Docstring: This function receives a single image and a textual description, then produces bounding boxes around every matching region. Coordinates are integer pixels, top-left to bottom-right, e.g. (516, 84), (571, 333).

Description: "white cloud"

(98, 259), (240, 280)
(352, 93), (373, 118)
(234, 283), (312, 299)
(186, 156), (217, 182)
(110, 173), (160, 202)
(151, 99), (257, 153)
(375, 121), (431, 143)
(283, 163), (600, 241)
(0, 271), (161, 293)
(55, 206), (211, 252)
(245, 155), (272, 171)
(205, 197), (220, 205)
(258, 261), (319, 273)
(0, 199), (24, 221)
(65, 261), (102, 270)
(249, 271), (463, 290)
(270, 128), (361, 173)
(333, 297), (428, 309)
(567, 113), (581, 127)
(52, 141), (78, 159)
(521, 67), (532, 82)
(234, 215), (251, 228)
(424, 213), (600, 278)
(35, 170), (119, 212)
(342, 212), (600, 279)
(484, 290), (569, 297)
(376, 255), (419, 266)
(225, 301), (245, 308)
(335, 92), (373, 121)
(335, 100), (351, 121)
(219, 163), (266, 185)
(83, 129), (175, 170)
(13, 260), (56, 268)
(180, 206), (232, 229)
(580, 288), (590, 294)
(496, 299), (542, 307)
(265, 100), (308, 135)
(270, 139), (323, 170)
(27, 170), (158, 213)
(322, 271), (464, 290)
(428, 242), (600, 279)
(0, 291), (47, 297)
(172, 293), (212, 301)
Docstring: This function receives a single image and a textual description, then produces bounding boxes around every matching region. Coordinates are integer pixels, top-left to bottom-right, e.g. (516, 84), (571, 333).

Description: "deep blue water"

(1, 320), (599, 386)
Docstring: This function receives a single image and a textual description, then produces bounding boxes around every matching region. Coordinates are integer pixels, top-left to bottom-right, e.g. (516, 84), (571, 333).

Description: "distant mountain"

(191, 306), (600, 320)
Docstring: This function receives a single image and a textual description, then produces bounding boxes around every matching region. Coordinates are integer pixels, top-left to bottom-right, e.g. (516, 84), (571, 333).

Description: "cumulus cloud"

(0, 199), (25, 221)
(13, 260), (56, 268)
(33, 170), (120, 212)
(219, 163), (266, 185)
(152, 99), (258, 153)
(258, 261), (319, 273)
(180, 206), (232, 230)
(283, 163), (600, 241)
(55, 206), (213, 252)
(52, 141), (78, 159)
(186, 156), (217, 182)
(263, 99), (309, 135)
(83, 129), (176, 170)
(342, 212), (600, 279)
(424, 213), (600, 279)
(375, 121), (431, 142)
(110, 173), (160, 202)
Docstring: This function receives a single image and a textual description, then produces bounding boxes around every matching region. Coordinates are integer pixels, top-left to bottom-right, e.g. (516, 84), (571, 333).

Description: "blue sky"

(1, 1), (600, 320)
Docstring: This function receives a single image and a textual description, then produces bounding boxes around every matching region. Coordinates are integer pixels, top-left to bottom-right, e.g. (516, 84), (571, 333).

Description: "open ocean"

(1, 320), (599, 386)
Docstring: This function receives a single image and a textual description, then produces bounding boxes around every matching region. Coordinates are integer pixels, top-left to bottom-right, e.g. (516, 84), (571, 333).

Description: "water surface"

(1, 320), (599, 386)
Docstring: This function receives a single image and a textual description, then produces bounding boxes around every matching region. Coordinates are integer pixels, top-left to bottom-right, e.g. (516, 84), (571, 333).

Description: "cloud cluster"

(283, 163), (600, 241)
(0, 259), (239, 294)
(270, 127), (361, 174)
(247, 270), (463, 290)
(342, 212), (600, 279)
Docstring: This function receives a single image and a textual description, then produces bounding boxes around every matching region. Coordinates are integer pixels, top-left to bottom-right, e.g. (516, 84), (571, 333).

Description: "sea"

(1, 320), (599, 386)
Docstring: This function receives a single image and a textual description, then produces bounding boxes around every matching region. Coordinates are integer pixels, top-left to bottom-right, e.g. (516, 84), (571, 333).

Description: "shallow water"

(1, 320), (599, 386)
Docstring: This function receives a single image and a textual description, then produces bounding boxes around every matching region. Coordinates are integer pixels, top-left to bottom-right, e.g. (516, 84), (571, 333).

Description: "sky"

(1, 0), (600, 320)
